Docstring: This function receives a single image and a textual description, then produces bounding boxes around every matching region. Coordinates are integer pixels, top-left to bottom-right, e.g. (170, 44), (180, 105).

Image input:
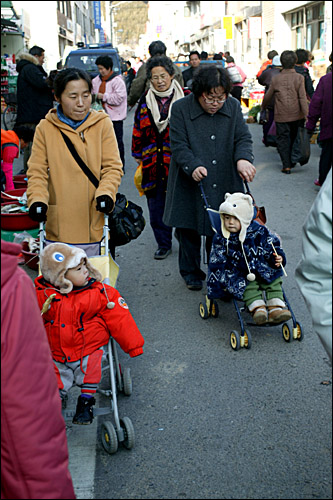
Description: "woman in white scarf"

(132, 55), (185, 260)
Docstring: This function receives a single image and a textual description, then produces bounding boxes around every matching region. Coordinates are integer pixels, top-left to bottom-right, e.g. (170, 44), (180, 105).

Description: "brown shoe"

(268, 306), (292, 323)
(252, 306), (268, 325)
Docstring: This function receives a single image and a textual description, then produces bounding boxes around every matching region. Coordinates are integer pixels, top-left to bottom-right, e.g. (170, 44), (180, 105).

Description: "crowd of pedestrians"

(1, 38), (332, 499)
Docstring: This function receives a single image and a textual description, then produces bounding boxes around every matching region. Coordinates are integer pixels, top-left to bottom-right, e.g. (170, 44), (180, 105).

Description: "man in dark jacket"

(163, 65), (255, 290)
(127, 40), (184, 106)
(294, 48), (314, 99)
(182, 50), (201, 90)
(16, 50), (54, 172)
(258, 55), (282, 146)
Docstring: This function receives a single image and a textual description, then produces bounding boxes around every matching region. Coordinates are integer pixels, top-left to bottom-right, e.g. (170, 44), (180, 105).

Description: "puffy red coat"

(1, 240), (75, 499)
(34, 276), (144, 363)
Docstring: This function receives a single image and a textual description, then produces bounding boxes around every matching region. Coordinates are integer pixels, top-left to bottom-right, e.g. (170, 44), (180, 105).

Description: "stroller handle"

(39, 214), (110, 253)
(199, 179), (253, 210)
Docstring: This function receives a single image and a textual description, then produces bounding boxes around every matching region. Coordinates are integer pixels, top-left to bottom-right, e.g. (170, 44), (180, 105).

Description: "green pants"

(243, 277), (284, 308)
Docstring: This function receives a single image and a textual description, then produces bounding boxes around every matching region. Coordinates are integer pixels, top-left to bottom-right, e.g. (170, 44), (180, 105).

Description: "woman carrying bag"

(27, 68), (123, 244)
(132, 55), (186, 260)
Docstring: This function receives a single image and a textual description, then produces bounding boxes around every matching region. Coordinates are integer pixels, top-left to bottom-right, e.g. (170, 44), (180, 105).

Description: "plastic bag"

(91, 99), (104, 112)
(134, 162), (145, 197)
(291, 127), (311, 166)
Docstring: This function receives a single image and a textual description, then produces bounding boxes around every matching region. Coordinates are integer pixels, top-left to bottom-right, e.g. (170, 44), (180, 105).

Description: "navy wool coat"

(163, 93), (254, 236)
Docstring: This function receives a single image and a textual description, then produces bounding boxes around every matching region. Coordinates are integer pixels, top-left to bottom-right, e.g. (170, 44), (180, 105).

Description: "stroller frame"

(38, 216), (135, 453)
(198, 182), (304, 351)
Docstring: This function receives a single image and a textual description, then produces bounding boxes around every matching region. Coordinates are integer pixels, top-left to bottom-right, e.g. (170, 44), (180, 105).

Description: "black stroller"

(198, 182), (304, 351)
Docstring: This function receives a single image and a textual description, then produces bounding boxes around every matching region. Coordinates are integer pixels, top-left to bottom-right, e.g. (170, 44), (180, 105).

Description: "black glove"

(29, 202), (48, 222)
(96, 195), (114, 214)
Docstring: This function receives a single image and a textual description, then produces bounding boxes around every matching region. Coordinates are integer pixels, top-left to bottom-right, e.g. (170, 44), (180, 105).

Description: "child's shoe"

(267, 298), (292, 323)
(248, 300), (268, 325)
(72, 394), (95, 425)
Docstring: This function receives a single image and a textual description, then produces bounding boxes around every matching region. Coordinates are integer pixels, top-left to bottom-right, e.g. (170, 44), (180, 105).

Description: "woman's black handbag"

(109, 193), (146, 246)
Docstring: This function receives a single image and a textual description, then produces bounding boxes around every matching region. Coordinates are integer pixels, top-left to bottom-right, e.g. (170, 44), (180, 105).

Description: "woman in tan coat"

(27, 68), (123, 244)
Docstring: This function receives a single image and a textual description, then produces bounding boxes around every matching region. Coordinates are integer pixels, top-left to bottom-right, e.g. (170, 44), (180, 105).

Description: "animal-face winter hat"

(40, 243), (102, 294)
(219, 192), (256, 281)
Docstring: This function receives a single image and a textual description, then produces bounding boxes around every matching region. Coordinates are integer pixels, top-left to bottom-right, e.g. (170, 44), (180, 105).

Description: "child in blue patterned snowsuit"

(207, 192), (291, 325)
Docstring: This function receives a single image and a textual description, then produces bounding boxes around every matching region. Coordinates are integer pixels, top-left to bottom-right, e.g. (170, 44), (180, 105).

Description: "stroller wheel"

(211, 300), (219, 318)
(101, 421), (118, 454)
(120, 417), (135, 449)
(293, 322), (304, 341)
(122, 367), (133, 396)
(199, 301), (209, 319)
(282, 323), (292, 343)
(230, 330), (241, 351)
(243, 330), (252, 349)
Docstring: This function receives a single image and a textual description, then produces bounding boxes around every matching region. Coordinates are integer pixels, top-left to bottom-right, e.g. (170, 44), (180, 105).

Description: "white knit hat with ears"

(40, 242), (102, 294)
(219, 192), (256, 281)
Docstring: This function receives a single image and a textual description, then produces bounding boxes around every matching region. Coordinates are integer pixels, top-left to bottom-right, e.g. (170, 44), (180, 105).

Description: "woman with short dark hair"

(92, 55), (127, 171)
(27, 67), (123, 244)
(163, 64), (256, 290)
(262, 50), (309, 174)
(132, 55), (186, 260)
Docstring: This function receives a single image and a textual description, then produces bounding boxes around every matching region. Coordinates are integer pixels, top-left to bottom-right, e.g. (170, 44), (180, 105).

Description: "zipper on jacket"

(80, 131), (85, 142)
(78, 312), (84, 332)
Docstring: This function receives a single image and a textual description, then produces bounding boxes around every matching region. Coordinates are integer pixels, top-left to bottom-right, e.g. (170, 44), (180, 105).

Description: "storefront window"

(306, 24), (312, 51)
(319, 21), (325, 50)
(296, 27), (303, 48)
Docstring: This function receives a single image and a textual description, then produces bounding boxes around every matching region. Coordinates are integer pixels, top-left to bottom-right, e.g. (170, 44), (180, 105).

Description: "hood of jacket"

(1, 240), (22, 289)
(16, 52), (39, 72)
(44, 107), (110, 133)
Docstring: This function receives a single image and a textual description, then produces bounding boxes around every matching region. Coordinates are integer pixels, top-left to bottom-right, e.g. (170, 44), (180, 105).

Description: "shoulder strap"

(60, 130), (99, 188)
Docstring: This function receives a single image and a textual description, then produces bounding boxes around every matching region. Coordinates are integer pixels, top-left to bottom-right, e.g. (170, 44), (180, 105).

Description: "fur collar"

(17, 52), (39, 65)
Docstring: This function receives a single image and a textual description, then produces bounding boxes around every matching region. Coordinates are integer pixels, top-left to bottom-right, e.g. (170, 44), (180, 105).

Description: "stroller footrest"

(93, 407), (113, 416)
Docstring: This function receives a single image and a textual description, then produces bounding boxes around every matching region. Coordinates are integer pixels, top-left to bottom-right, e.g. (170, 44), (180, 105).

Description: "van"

(65, 43), (124, 79)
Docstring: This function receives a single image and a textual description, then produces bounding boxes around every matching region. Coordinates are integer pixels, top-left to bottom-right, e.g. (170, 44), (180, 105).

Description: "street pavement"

(10, 108), (332, 499)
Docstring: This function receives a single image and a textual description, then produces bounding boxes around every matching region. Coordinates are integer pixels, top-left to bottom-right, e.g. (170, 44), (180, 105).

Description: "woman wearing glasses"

(163, 64), (256, 290)
(132, 55), (187, 260)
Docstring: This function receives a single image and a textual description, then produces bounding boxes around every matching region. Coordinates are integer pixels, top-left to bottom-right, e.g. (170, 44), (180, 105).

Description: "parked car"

(65, 43), (123, 79)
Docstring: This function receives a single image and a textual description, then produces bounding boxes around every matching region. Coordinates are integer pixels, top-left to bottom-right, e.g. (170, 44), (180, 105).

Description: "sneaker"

(154, 248), (172, 260)
(314, 179), (321, 186)
(72, 395), (95, 425)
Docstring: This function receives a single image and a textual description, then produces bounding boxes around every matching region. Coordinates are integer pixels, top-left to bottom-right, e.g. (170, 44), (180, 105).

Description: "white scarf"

(145, 79), (184, 133)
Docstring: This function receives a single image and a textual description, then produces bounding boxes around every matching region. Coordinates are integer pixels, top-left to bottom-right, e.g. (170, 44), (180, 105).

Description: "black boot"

(72, 395), (95, 425)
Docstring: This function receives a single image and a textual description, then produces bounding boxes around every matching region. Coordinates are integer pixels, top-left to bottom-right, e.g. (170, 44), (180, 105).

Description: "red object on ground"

(1, 201), (38, 230)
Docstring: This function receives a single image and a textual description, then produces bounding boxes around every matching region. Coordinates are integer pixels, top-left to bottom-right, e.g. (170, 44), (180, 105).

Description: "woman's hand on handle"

(192, 166), (208, 182)
(237, 160), (256, 183)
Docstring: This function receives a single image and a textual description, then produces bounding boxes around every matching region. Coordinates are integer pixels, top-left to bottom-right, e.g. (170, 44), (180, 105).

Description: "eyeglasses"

(151, 74), (169, 82)
(203, 94), (227, 104)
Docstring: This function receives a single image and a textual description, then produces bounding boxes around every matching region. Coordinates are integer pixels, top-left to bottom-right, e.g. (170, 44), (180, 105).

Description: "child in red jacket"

(35, 242), (144, 425)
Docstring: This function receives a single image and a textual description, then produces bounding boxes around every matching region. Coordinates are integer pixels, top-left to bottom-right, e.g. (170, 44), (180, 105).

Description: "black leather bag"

(109, 193), (145, 246)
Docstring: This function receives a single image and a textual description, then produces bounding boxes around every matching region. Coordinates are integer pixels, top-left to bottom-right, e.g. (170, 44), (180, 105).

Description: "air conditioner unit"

(67, 19), (73, 32)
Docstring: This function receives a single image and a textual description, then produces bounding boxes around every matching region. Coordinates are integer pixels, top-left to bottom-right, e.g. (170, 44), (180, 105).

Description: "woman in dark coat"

(163, 64), (256, 290)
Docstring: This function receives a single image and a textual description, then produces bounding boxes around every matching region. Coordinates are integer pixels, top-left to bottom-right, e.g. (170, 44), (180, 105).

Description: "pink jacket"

(92, 74), (127, 121)
(1, 240), (75, 499)
(226, 63), (247, 87)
